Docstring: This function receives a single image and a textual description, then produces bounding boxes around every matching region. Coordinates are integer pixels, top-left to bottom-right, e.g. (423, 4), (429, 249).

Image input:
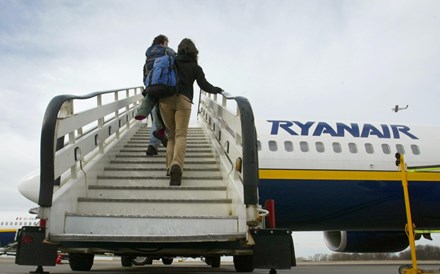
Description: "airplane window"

(268, 140), (277, 152)
(15, 222), (18, 225)
(284, 141), (293, 152)
(411, 145), (420, 155)
(381, 144), (391, 154)
(300, 141), (309, 152)
(257, 141), (261, 151)
(396, 144), (405, 154)
(348, 143), (358, 153)
(315, 142), (325, 153)
(0, 222), (3, 225)
(332, 142), (342, 153)
(365, 143), (374, 154)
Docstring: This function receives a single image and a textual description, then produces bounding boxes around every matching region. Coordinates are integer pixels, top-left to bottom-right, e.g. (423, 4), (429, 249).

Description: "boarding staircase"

(60, 125), (245, 241)
(16, 86), (282, 272)
(16, 87), (295, 272)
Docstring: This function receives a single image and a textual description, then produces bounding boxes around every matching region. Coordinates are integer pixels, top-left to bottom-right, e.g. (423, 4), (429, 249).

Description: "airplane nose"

(18, 170), (40, 203)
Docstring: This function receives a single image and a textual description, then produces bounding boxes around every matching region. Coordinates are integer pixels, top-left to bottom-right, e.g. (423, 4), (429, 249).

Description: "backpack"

(143, 45), (166, 83)
(144, 55), (178, 99)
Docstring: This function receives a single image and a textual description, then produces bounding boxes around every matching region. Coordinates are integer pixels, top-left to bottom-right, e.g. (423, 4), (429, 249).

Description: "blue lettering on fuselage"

(268, 120), (418, 139)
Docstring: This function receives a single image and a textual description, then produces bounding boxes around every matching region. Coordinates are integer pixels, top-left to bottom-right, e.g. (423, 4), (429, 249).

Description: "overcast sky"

(1, 0), (439, 257)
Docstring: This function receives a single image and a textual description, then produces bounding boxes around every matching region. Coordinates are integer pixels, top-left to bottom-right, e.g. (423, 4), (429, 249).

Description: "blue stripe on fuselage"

(258, 179), (440, 231)
(0, 231), (16, 247)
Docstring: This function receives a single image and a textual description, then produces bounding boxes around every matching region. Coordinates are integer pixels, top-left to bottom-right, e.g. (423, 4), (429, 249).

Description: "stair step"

(96, 178), (225, 187)
(109, 159), (218, 165)
(131, 135), (208, 142)
(115, 154), (214, 159)
(102, 168), (220, 177)
(63, 214), (238, 236)
(124, 142), (211, 149)
(97, 175), (222, 180)
(120, 148), (213, 153)
(103, 167), (219, 171)
(106, 162), (219, 170)
(135, 129), (205, 132)
(127, 141), (210, 145)
(77, 197), (232, 216)
(88, 185), (227, 199)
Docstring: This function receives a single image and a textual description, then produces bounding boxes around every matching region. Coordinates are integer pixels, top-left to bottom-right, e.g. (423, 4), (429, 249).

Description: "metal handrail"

(198, 91), (259, 206)
(39, 87), (142, 207)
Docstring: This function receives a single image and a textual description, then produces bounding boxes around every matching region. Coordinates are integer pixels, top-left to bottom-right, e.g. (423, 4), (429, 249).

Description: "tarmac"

(1, 256), (439, 274)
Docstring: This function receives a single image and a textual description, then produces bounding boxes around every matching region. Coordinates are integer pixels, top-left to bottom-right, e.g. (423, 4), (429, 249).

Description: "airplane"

(16, 119), (440, 255)
(392, 105), (409, 112)
(257, 120), (440, 252)
(0, 211), (39, 252)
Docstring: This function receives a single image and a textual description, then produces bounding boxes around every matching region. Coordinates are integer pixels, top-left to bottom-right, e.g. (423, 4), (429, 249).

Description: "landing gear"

(68, 253), (94, 271)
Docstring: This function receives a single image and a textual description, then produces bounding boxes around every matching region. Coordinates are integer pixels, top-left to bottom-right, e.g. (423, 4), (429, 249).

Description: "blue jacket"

(143, 44), (176, 82)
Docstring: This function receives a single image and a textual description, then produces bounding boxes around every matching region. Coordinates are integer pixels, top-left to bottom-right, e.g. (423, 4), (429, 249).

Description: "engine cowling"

(324, 231), (409, 253)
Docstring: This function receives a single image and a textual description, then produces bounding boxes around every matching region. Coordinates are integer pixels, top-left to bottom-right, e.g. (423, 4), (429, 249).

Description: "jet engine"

(324, 231), (409, 253)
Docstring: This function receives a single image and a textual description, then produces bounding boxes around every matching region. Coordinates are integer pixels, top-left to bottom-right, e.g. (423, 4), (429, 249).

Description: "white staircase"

(33, 87), (261, 263)
(18, 87), (296, 273)
(51, 125), (245, 242)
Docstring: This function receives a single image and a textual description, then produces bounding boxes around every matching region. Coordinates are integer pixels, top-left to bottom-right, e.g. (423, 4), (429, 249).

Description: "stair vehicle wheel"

(121, 256), (133, 267)
(233, 255), (254, 272)
(205, 256), (220, 268)
(132, 256), (151, 265)
(162, 257), (173, 265)
(68, 253), (94, 271)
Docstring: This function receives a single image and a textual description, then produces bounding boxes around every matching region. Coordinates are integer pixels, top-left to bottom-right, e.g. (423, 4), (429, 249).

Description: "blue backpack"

(144, 55), (178, 99)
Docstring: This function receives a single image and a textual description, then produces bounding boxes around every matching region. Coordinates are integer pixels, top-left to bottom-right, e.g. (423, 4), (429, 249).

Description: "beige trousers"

(159, 94), (192, 171)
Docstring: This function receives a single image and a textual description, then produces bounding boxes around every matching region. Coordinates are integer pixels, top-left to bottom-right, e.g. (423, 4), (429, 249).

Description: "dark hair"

(177, 38), (199, 60)
(152, 34), (168, 45)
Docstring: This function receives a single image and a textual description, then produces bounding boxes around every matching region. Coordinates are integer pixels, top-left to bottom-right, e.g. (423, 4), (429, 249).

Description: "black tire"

(162, 257), (173, 265)
(398, 264), (412, 274)
(205, 257), (212, 266)
(145, 257), (153, 265)
(68, 253), (94, 271)
(121, 256), (133, 267)
(132, 256), (151, 265)
(205, 256), (220, 268)
(233, 255), (254, 272)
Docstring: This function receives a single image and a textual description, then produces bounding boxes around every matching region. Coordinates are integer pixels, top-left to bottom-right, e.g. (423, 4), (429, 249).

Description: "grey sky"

(1, 0), (439, 257)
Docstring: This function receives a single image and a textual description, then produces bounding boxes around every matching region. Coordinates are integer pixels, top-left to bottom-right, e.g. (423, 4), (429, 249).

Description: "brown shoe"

(169, 164), (182, 186)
